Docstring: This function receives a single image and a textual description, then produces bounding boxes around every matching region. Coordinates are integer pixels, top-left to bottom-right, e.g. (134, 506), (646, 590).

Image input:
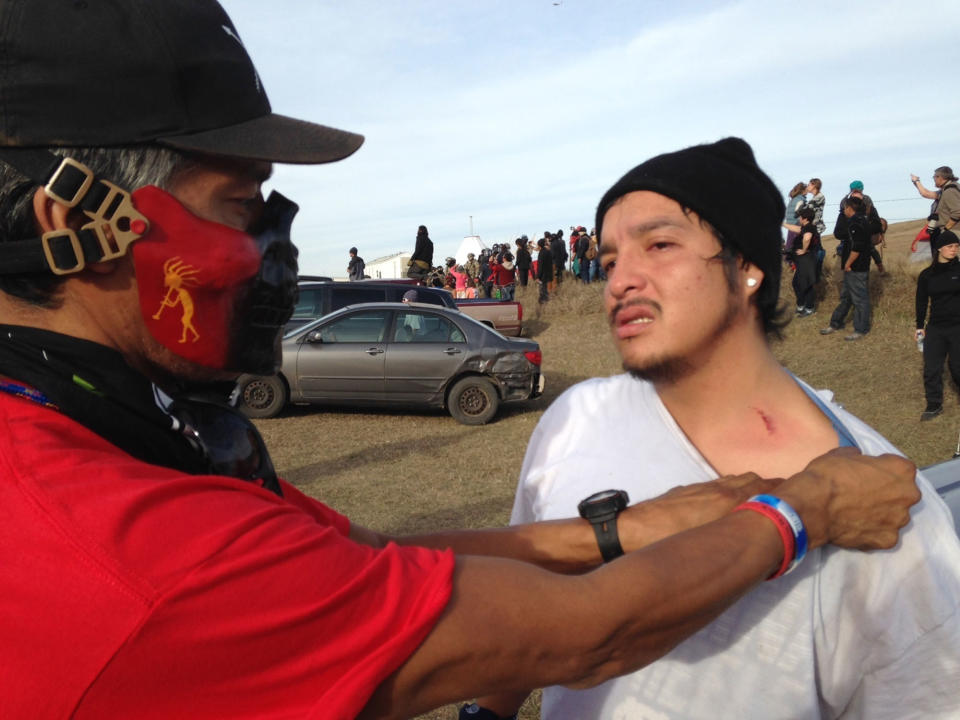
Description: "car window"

(319, 310), (389, 343)
(292, 288), (321, 318)
(393, 311), (466, 343)
(330, 287), (385, 313)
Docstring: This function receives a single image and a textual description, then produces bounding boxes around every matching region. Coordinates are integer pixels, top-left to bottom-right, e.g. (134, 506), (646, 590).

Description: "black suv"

(287, 279), (456, 333)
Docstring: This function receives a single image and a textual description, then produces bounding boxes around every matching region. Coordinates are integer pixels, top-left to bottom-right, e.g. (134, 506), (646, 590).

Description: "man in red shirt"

(0, 3), (919, 719)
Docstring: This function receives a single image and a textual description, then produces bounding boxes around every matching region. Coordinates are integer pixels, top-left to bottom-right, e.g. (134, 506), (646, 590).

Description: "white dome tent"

(454, 235), (489, 266)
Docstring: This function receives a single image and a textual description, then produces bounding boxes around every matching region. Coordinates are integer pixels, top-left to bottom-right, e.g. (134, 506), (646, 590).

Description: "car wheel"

(237, 374), (288, 419)
(448, 376), (499, 425)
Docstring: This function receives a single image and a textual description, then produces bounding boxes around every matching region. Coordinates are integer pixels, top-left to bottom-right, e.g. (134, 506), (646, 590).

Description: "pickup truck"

(288, 278), (523, 336)
(454, 298), (523, 337)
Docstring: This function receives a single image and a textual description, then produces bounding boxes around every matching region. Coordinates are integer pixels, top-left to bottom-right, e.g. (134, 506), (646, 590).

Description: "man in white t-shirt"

(468, 138), (960, 720)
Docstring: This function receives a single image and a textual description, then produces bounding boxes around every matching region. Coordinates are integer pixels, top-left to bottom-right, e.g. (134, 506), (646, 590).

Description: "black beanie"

(595, 137), (785, 314)
(933, 229), (960, 253)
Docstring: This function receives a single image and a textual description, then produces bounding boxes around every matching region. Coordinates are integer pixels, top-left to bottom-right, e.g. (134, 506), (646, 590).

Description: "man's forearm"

(353, 473), (778, 573)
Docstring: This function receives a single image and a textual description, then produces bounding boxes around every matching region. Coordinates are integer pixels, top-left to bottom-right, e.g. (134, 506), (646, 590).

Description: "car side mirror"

(306, 330), (324, 344)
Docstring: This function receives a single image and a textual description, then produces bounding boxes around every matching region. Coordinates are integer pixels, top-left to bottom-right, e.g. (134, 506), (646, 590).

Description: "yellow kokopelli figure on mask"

(153, 257), (201, 343)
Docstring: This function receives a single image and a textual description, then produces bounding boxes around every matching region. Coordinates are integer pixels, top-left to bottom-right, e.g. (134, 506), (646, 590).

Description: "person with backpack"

(836, 181), (885, 274)
(347, 246), (365, 281)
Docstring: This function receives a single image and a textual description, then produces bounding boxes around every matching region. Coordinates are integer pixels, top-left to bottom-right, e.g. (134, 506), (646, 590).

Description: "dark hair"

(789, 182), (807, 198)
(846, 196), (865, 213)
(798, 208), (815, 222)
(0, 145), (193, 306)
(349, 246), (358, 255)
(808, 178), (822, 192)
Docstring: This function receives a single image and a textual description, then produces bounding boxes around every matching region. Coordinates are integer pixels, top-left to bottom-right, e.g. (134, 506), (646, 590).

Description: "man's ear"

(32, 187), (73, 233)
(31, 188), (116, 275)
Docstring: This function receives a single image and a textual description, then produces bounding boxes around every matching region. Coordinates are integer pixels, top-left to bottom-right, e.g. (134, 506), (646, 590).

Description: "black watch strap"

(589, 511), (624, 562)
(578, 489), (629, 563)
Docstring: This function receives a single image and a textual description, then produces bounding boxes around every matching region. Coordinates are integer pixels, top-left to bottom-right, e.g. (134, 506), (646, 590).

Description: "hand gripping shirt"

(0, 392), (453, 720)
(512, 374), (960, 720)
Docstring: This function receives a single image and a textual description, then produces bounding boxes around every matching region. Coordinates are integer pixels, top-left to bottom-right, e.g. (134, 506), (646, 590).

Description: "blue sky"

(223, 0), (960, 275)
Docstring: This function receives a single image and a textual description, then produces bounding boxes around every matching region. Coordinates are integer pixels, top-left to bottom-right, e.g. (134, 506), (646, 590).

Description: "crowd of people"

(775, 167), (960, 419)
(404, 226), (603, 304)
(344, 167), (960, 423)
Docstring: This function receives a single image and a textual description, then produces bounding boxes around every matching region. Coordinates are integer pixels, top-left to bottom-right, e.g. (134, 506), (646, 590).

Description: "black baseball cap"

(0, 0), (363, 164)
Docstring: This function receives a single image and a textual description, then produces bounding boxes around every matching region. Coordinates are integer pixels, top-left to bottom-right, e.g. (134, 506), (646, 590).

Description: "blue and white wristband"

(748, 494), (808, 575)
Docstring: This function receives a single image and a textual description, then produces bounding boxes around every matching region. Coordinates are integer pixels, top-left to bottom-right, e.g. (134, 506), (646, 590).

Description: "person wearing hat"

(471, 138), (960, 720)
(0, 6), (925, 719)
(348, 246), (365, 281)
(915, 230), (960, 420)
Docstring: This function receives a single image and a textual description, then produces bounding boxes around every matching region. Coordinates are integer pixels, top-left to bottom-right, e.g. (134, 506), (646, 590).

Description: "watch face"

(579, 489), (629, 518)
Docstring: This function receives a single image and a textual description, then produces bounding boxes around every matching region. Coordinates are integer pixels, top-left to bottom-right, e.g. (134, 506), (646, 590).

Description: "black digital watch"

(578, 489), (630, 562)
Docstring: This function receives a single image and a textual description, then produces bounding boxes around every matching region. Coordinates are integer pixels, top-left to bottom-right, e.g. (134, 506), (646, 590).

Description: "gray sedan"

(236, 302), (544, 424)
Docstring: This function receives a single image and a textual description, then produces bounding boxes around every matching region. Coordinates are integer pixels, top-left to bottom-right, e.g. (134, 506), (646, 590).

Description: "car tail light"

(524, 350), (542, 366)
(517, 303), (523, 323)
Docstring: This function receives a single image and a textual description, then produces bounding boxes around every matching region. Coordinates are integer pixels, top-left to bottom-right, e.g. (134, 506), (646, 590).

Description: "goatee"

(625, 355), (694, 384)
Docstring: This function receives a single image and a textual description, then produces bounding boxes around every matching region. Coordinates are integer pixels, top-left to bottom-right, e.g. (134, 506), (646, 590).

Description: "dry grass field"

(254, 218), (958, 720)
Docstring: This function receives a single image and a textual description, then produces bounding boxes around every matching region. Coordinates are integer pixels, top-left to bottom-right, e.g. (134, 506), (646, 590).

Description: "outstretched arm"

(911, 174), (939, 200)
(350, 471), (780, 573)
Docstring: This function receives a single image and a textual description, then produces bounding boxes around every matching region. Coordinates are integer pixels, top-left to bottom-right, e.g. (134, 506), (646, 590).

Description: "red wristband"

(734, 501), (796, 580)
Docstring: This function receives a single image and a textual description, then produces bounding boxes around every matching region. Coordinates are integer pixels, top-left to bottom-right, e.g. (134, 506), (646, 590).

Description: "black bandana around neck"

(0, 325), (281, 494)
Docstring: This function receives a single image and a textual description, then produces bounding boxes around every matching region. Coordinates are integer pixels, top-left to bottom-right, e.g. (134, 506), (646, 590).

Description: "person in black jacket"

(551, 228), (567, 289)
(821, 197), (872, 340)
(915, 230), (960, 420)
(347, 247), (365, 281)
(536, 237), (553, 304)
(835, 182), (885, 274)
(514, 237), (532, 287)
(407, 225), (434, 281)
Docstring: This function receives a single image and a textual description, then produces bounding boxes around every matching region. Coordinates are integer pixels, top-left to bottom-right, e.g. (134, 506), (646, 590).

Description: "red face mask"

(130, 186), (299, 374)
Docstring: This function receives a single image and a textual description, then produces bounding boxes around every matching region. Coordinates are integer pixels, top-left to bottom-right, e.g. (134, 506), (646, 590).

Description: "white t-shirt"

(512, 374), (960, 720)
